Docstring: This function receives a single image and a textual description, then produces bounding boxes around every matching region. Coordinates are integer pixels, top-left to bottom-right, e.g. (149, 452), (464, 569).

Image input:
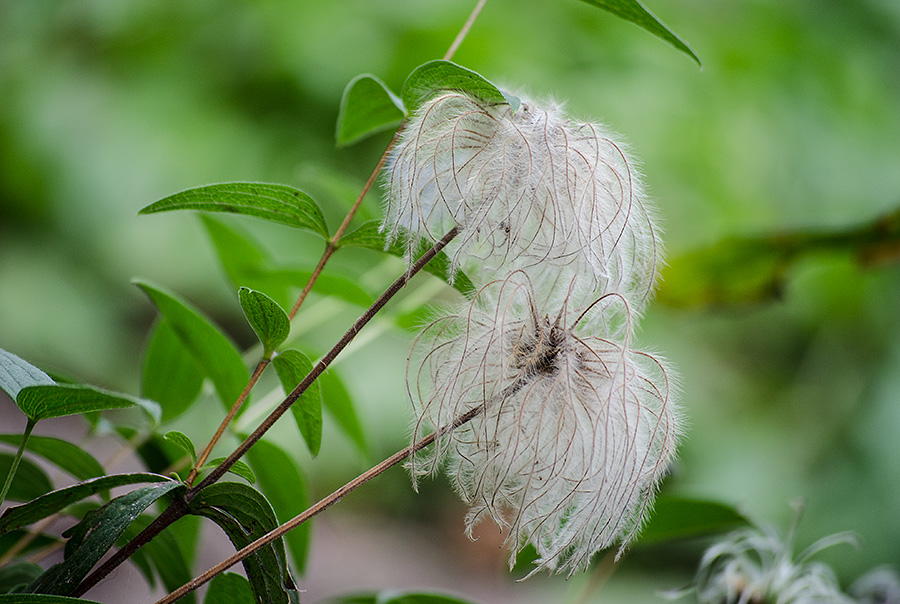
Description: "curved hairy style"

(407, 274), (680, 575)
(382, 92), (662, 314)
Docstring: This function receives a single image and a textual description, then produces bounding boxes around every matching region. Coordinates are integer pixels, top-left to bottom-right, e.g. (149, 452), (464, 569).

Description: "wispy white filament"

(383, 91), (661, 314)
(408, 274), (679, 575)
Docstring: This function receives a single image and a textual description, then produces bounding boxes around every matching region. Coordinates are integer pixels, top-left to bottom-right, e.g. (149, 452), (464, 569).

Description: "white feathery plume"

(407, 272), (680, 575)
(382, 91), (661, 315)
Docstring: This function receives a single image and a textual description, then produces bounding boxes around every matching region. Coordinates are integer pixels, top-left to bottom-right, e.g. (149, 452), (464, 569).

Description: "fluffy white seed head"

(407, 273), (680, 575)
(382, 91), (662, 315)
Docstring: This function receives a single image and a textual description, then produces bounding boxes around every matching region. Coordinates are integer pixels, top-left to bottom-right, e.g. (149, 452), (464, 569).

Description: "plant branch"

(187, 357), (270, 486)
(0, 418), (35, 509)
(154, 404), (483, 604)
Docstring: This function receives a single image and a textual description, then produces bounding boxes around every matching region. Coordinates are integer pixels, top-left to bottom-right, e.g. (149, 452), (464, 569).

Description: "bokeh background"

(1, 0), (899, 602)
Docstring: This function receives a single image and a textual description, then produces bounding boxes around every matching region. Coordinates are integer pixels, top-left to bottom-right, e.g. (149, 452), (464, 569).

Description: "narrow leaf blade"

(636, 496), (749, 546)
(239, 288), (291, 354)
(577, 0), (700, 65)
(0, 595), (105, 603)
(319, 370), (366, 455)
(140, 183), (330, 239)
(0, 349), (54, 402)
(0, 435), (104, 481)
(337, 74), (405, 146)
(272, 349), (322, 457)
(0, 454), (52, 503)
(15, 384), (159, 423)
(141, 319), (205, 422)
(203, 458), (256, 485)
(205, 573), (256, 604)
(163, 431), (197, 467)
(401, 61), (512, 114)
(136, 280), (249, 411)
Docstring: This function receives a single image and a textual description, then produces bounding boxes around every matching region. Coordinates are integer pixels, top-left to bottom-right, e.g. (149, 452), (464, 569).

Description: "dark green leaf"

(16, 384), (160, 424)
(318, 370), (366, 455)
(0, 349), (54, 402)
(0, 473), (173, 534)
(0, 531), (59, 560)
(245, 440), (310, 573)
(202, 458), (256, 484)
(25, 481), (183, 595)
(658, 206), (900, 309)
(239, 288), (290, 354)
(0, 435), (104, 481)
(140, 183), (329, 239)
(189, 482), (295, 604)
(401, 61), (512, 114)
(336, 74), (405, 146)
(135, 280), (249, 411)
(124, 515), (196, 604)
(636, 496), (749, 546)
(328, 593), (477, 604)
(205, 573), (256, 604)
(339, 221), (475, 298)
(577, 0), (699, 65)
(163, 431), (197, 466)
(0, 595), (104, 603)
(0, 454), (52, 503)
(0, 562), (44, 594)
(142, 319), (205, 422)
(272, 349), (322, 457)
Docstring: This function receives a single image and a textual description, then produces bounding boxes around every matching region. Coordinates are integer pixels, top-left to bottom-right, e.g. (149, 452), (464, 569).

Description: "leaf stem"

(444, 0), (489, 61)
(187, 358), (270, 486)
(0, 418), (36, 510)
(154, 403), (482, 604)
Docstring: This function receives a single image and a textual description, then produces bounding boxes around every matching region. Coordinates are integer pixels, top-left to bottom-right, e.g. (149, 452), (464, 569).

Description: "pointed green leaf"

(239, 288), (290, 355)
(336, 74), (405, 146)
(0, 454), (52, 503)
(140, 183), (329, 239)
(0, 473), (173, 534)
(0, 561), (44, 594)
(142, 319), (205, 422)
(272, 349), (322, 457)
(205, 573), (256, 604)
(135, 280), (249, 411)
(245, 440), (310, 573)
(0, 435), (104, 481)
(319, 370), (366, 455)
(189, 482), (295, 604)
(0, 596), (104, 603)
(202, 458), (256, 485)
(339, 221), (475, 298)
(577, 0), (700, 65)
(0, 349), (54, 402)
(636, 496), (749, 546)
(25, 481), (183, 595)
(401, 61), (513, 114)
(163, 431), (197, 466)
(15, 384), (159, 424)
(124, 515), (196, 604)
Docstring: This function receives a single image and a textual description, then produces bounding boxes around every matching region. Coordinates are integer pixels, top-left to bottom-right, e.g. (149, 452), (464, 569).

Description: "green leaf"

(189, 482), (296, 604)
(239, 288), (291, 355)
(142, 319), (205, 422)
(636, 496), (749, 546)
(25, 481), (183, 595)
(202, 458), (256, 485)
(272, 349), (322, 457)
(328, 593), (477, 604)
(16, 384), (160, 424)
(205, 573), (256, 604)
(319, 370), (366, 455)
(336, 74), (406, 146)
(0, 531), (59, 561)
(0, 454), (52, 503)
(658, 205), (900, 310)
(0, 562), (44, 594)
(577, 0), (700, 65)
(0, 596), (105, 603)
(140, 183), (330, 239)
(401, 61), (512, 114)
(135, 280), (249, 411)
(0, 435), (104, 481)
(245, 440), (310, 573)
(264, 269), (375, 308)
(339, 221), (475, 298)
(163, 431), (197, 467)
(124, 515), (196, 604)
(0, 349), (55, 402)
(0, 473), (173, 534)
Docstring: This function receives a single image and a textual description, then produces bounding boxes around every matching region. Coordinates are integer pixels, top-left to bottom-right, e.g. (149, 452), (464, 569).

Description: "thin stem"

(154, 404), (483, 604)
(443, 0), (489, 61)
(187, 358), (270, 486)
(0, 418), (35, 509)
(191, 227), (459, 495)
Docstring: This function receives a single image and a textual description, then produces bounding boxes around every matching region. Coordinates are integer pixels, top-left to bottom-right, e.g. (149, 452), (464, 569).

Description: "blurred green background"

(1, 0), (899, 602)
